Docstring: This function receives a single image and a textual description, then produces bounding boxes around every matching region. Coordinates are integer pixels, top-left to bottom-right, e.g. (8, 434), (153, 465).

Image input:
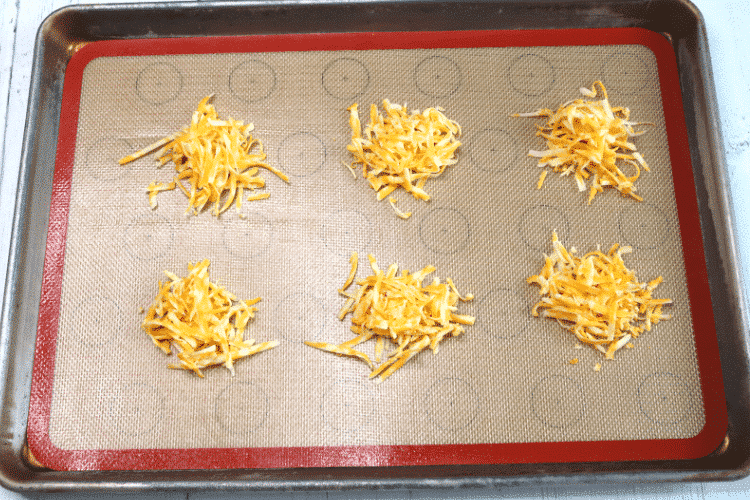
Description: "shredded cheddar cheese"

(346, 100), (462, 216)
(514, 81), (651, 204)
(527, 232), (672, 359)
(142, 260), (278, 377)
(305, 252), (474, 382)
(388, 197), (412, 219)
(536, 170), (548, 190)
(120, 95), (289, 216)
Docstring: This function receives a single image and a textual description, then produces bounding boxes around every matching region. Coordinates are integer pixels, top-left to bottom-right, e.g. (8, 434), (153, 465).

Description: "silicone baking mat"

(27, 28), (727, 471)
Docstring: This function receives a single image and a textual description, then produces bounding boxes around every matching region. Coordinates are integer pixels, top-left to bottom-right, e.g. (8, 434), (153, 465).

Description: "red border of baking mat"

(27, 28), (727, 471)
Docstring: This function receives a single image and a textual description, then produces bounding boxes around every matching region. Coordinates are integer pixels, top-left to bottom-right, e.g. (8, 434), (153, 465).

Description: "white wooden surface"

(2, 0), (750, 498)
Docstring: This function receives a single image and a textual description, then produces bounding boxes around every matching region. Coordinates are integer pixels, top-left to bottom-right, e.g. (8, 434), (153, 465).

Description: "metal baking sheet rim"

(1, 0), (749, 492)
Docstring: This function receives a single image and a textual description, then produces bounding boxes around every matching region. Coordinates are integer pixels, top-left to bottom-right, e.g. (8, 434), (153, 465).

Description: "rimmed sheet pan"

(2, 0), (747, 492)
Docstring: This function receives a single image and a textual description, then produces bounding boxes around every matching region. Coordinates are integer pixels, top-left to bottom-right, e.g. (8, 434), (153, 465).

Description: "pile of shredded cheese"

(514, 81), (650, 204)
(527, 232), (672, 359)
(120, 95), (289, 216)
(305, 253), (474, 382)
(346, 100), (462, 219)
(142, 259), (279, 377)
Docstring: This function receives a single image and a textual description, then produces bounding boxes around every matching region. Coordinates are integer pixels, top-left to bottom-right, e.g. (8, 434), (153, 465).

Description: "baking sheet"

(26, 28), (726, 471)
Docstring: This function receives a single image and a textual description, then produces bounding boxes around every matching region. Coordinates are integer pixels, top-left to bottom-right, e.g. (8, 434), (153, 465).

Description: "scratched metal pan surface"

(1, 0), (748, 493)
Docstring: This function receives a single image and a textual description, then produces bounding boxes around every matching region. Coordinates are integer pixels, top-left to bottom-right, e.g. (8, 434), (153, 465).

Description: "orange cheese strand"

(305, 253), (474, 382)
(346, 100), (462, 211)
(121, 95), (288, 216)
(527, 232), (672, 359)
(142, 260), (278, 376)
(514, 81), (651, 204)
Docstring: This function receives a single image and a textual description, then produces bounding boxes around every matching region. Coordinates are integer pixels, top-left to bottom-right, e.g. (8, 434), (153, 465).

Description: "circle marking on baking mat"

(469, 128), (527, 174)
(229, 59), (277, 103)
(322, 378), (377, 435)
(123, 212), (176, 262)
(531, 375), (585, 428)
(518, 204), (571, 253)
(474, 288), (530, 340)
(418, 207), (471, 254)
(424, 378), (480, 431)
(637, 372), (694, 425)
(415, 55), (462, 98)
(322, 57), (370, 100)
(273, 291), (327, 342)
(617, 202), (671, 250)
(322, 210), (379, 258)
(508, 54), (555, 97)
(278, 132), (326, 177)
(215, 380), (270, 434)
(222, 210), (274, 258)
(136, 62), (183, 105)
(84, 137), (132, 181)
(602, 51), (650, 95)
(103, 382), (163, 438)
(74, 293), (124, 348)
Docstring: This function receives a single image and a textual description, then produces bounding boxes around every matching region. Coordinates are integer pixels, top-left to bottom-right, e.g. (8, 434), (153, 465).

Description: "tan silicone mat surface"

(46, 44), (703, 452)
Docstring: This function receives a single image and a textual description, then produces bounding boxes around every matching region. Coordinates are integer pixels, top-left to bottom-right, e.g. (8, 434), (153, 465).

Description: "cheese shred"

(514, 81), (651, 204)
(120, 95), (289, 216)
(306, 252), (474, 382)
(527, 232), (672, 359)
(388, 197), (412, 219)
(142, 260), (278, 377)
(346, 100), (462, 214)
